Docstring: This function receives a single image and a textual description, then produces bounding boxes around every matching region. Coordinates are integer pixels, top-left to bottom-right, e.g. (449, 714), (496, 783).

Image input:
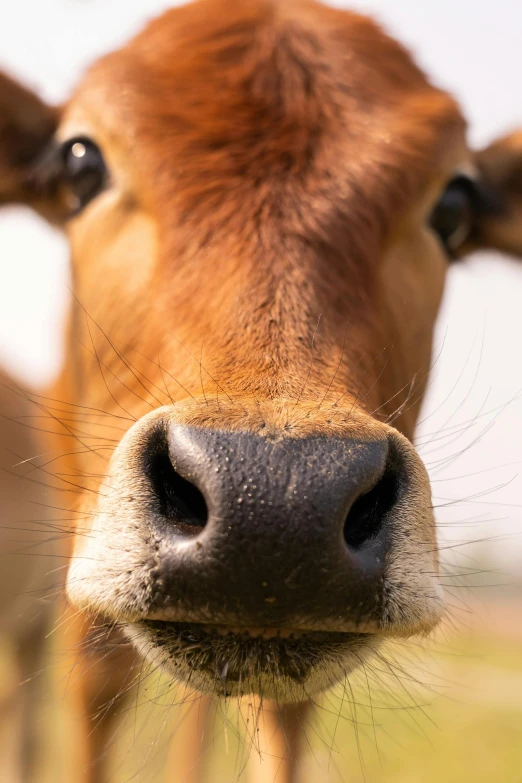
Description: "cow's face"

(1, 0), (520, 702)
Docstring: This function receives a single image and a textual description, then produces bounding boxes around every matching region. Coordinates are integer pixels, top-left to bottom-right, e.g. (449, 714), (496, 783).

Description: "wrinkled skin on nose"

(146, 425), (391, 627)
(67, 401), (442, 699)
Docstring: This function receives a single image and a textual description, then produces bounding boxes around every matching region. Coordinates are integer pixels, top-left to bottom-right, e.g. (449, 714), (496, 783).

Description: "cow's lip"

(141, 620), (368, 641)
(133, 620), (373, 690)
(143, 608), (383, 635)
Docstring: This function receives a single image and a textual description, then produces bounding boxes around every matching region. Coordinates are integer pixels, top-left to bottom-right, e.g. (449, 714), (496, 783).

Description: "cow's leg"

(0, 617), (49, 783)
(0, 656), (20, 782)
(63, 615), (138, 783)
(164, 694), (213, 783)
(64, 611), (212, 783)
(15, 621), (49, 783)
(246, 700), (310, 783)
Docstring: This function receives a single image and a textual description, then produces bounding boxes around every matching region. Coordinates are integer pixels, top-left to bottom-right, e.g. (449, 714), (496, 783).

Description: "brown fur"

(0, 373), (60, 781)
(472, 130), (522, 255)
(1, 1), (522, 781)
(63, 0), (465, 436)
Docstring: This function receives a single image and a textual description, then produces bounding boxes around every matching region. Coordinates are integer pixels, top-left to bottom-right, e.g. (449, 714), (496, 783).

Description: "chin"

(124, 621), (382, 702)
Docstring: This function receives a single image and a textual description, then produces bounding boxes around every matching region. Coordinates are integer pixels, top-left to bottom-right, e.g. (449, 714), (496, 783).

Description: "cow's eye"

(430, 176), (477, 256)
(61, 137), (107, 212)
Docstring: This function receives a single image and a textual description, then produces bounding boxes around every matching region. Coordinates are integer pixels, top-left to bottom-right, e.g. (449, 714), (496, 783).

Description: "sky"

(1, 0), (522, 574)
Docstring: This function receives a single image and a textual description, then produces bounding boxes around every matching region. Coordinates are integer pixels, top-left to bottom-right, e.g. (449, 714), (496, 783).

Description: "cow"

(0, 372), (59, 782)
(1, 0), (522, 780)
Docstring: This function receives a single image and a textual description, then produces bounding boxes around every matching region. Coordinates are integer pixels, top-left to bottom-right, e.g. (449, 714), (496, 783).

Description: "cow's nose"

(141, 423), (405, 628)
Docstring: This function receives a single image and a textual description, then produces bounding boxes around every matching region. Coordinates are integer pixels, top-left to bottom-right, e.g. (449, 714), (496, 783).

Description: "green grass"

(6, 600), (522, 783)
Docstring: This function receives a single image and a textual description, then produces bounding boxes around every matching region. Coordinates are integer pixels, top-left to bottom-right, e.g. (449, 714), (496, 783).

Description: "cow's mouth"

(127, 621), (378, 699)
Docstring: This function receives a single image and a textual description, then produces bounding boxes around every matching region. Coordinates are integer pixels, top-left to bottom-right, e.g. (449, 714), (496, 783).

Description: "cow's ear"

(467, 130), (522, 258)
(0, 71), (68, 223)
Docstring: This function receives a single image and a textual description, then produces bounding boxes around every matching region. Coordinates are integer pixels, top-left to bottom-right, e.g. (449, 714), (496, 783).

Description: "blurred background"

(0, 1), (521, 781)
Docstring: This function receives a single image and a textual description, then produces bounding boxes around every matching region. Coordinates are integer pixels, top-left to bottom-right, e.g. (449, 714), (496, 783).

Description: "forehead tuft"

(71, 0), (466, 244)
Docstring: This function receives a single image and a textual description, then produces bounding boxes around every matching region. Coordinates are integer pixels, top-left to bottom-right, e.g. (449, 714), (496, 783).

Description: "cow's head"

(2, 0), (522, 702)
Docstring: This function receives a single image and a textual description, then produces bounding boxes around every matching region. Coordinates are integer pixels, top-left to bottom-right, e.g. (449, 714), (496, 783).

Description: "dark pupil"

(63, 139), (106, 209)
(430, 179), (473, 248)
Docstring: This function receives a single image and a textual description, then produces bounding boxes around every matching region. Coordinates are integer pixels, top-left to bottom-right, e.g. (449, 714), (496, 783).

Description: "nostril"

(343, 454), (400, 550)
(148, 450), (208, 534)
